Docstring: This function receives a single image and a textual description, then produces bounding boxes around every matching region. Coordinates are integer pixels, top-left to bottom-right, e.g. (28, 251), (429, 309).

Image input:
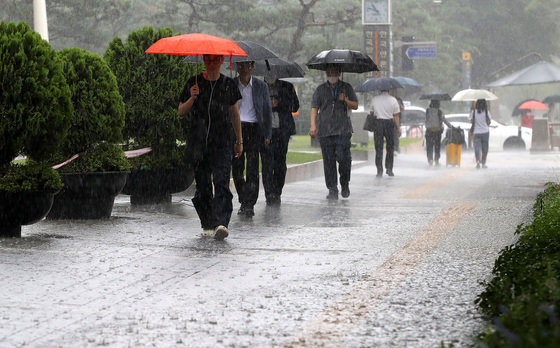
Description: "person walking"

(232, 60), (273, 217)
(470, 98), (492, 169)
(178, 54), (243, 241)
(263, 75), (300, 206)
(371, 89), (401, 177)
(309, 64), (358, 200)
(424, 100), (452, 166)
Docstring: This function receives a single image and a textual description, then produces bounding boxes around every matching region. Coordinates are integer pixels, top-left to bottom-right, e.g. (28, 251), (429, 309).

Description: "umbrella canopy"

(452, 89), (498, 101)
(230, 41), (278, 63)
(145, 33), (247, 57)
(306, 49), (379, 73)
(419, 93), (451, 101)
(518, 100), (547, 110)
(354, 77), (403, 93)
(512, 98), (540, 116)
(487, 61), (560, 87)
(543, 95), (560, 104)
(252, 57), (305, 78)
(393, 76), (421, 87)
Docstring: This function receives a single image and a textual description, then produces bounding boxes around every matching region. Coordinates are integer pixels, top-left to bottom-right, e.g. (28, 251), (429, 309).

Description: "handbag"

(363, 112), (376, 131)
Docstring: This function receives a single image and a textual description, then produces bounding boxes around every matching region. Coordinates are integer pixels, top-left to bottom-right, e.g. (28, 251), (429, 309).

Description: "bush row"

(475, 182), (560, 347)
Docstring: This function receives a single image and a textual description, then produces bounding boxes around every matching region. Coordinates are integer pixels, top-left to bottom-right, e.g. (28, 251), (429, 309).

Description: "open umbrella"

(306, 49), (378, 73)
(512, 98), (540, 116)
(393, 76), (421, 87)
(230, 41), (278, 63)
(252, 57), (305, 78)
(487, 61), (560, 87)
(518, 100), (547, 110)
(145, 33), (247, 57)
(543, 95), (560, 104)
(354, 77), (402, 92)
(419, 93), (451, 101)
(452, 89), (498, 101)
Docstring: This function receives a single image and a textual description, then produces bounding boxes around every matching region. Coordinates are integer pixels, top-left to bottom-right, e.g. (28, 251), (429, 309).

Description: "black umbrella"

(182, 40), (277, 63)
(306, 49), (379, 73)
(354, 77), (402, 92)
(251, 57), (305, 78)
(543, 95), (560, 104)
(419, 93), (451, 101)
(230, 41), (278, 63)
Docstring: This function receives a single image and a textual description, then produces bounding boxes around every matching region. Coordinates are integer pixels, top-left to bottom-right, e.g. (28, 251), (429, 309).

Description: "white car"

(443, 113), (532, 151)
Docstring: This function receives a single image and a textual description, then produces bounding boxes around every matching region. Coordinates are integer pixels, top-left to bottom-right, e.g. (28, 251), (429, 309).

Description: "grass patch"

(286, 151), (322, 164)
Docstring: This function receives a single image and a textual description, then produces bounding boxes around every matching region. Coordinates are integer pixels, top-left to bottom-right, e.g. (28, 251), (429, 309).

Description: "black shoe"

(326, 190), (338, 200)
(341, 184), (350, 198)
(266, 196), (281, 206)
(376, 171), (383, 178)
(386, 169), (394, 177)
(244, 206), (255, 217)
(237, 205), (246, 215)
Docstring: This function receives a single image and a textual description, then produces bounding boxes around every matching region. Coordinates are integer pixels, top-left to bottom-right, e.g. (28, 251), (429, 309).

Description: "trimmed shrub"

(103, 26), (197, 169)
(476, 183), (560, 347)
(53, 47), (129, 173)
(0, 21), (72, 166)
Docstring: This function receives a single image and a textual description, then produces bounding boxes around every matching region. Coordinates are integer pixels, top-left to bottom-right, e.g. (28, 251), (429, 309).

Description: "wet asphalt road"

(1, 149), (559, 348)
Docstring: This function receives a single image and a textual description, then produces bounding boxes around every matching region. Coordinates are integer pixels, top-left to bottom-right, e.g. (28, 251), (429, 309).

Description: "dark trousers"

(232, 122), (268, 207)
(474, 132), (489, 164)
(425, 129), (443, 162)
(263, 128), (290, 201)
(192, 142), (233, 229)
(374, 119), (395, 172)
(319, 134), (352, 192)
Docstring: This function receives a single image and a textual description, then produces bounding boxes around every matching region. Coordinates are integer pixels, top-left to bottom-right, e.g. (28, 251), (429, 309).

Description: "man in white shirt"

(232, 61), (273, 217)
(371, 90), (401, 177)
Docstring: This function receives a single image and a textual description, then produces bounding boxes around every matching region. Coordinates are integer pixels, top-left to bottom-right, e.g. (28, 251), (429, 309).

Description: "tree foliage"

(0, 20), (72, 166)
(103, 26), (196, 168)
(57, 48), (125, 155)
(54, 47), (128, 172)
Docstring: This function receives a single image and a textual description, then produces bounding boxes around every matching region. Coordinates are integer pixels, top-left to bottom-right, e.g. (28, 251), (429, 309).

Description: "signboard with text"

(406, 46), (437, 59)
(363, 25), (390, 77)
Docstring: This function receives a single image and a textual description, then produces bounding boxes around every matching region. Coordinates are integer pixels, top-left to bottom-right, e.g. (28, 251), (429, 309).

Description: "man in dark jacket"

(232, 61), (273, 217)
(263, 76), (299, 205)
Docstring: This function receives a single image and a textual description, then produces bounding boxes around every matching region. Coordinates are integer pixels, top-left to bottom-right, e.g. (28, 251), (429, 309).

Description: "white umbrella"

(452, 88), (498, 101)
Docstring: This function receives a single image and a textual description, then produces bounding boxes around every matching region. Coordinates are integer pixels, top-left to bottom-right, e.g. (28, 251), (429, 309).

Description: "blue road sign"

(406, 46), (437, 59)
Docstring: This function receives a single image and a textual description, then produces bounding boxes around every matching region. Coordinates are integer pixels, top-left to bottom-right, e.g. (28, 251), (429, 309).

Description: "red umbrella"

(145, 33), (247, 71)
(145, 33), (247, 57)
(518, 100), (548, 110)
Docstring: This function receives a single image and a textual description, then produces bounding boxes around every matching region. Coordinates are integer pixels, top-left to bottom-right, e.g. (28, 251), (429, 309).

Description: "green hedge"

(104, 27), (197, 169)
(52, 47), (129, 172)
(0, 21), (72, 166)
(475, 182), (560, 347)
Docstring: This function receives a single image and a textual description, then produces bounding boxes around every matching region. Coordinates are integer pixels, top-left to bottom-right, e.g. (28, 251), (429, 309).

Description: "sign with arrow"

(406, 46), (437, 59)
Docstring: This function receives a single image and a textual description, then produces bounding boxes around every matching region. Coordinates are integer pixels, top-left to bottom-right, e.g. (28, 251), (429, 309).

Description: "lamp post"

(33, 0), (49, 42)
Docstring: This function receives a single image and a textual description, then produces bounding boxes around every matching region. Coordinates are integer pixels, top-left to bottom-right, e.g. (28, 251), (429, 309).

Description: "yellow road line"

(284, 201), (477, 348)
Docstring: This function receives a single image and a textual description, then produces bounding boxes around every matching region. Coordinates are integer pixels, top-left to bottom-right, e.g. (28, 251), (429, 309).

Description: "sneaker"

(341, 184), (350, 198)
(386, 169), (394, 177)
(214, 225), (229, 240)
(482, 164), (488, 169)
(201, 228), (215, 237)
(476, 163), (481, 169)
(326, 190), (338, 200)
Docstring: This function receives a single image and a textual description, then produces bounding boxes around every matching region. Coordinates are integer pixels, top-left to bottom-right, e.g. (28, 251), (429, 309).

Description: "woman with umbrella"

(470, 99), (493, 169)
